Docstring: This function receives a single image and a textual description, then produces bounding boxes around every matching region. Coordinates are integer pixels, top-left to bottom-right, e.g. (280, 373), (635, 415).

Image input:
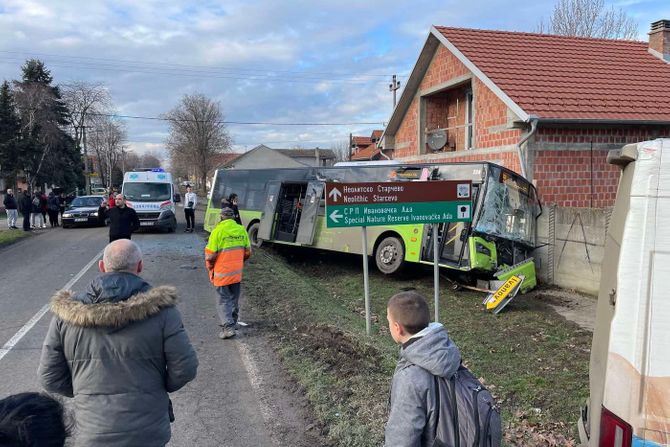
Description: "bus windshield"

(474, 166), (540, 246)
(123, 183), (171, 202)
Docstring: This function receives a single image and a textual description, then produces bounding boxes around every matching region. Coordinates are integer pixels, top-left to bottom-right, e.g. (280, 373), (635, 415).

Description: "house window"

(422, 81), (473, 154)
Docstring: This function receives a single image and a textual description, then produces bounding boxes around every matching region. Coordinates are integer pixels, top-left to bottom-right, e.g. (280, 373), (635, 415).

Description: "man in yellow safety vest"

(205, 206), (251, 339)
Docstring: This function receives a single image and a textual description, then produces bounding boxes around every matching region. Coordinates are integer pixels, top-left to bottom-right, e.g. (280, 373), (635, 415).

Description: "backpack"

(432, 364), (502, 447)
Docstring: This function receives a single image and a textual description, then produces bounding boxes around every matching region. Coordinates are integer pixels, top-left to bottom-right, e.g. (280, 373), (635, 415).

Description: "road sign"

(325, 181), (472, 228)
(484, 275), (524, 314)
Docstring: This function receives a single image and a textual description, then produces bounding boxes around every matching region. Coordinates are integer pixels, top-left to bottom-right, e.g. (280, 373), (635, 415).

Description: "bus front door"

(295, 181), (325, 245)
(258, 181), (282, 241)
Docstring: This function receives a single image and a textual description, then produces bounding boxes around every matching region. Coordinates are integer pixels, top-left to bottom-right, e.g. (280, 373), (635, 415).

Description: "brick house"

(382, 20), (670, 209)
(350, 129), (385, 161)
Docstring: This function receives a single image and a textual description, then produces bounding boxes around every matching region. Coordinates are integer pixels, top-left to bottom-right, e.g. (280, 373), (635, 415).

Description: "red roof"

(351, 144), (380, 160)
(371, 130), (383, 140)
(436, 27), (670, 122)
(352, 136), (372, 146)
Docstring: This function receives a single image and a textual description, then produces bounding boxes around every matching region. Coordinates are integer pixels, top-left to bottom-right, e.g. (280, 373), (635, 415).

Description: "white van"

(579, 139), (670, 446)
(122, 169), (178, 232)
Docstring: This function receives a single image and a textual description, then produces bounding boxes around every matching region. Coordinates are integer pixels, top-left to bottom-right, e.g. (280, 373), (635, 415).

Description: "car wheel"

(375, 236), (405, 275)
(248, 222), (263, 248)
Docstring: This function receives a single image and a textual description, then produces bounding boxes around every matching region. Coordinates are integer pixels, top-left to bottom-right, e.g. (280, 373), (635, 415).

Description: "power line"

(0, 51), (408, 84)
(88, 112), (386, 126)
(0, 49), (407, 79)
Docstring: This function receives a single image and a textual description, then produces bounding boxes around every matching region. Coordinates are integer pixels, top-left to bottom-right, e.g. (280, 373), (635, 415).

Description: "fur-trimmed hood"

(50, 284), (179, 328)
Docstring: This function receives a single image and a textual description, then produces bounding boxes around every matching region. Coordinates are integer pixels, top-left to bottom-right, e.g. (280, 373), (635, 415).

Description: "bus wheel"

(375, 236), (405, 274)
(248, 222), (263, 248)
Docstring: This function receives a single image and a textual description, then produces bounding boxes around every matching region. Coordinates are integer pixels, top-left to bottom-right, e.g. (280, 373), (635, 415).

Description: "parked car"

(91, 187), (107, 195)
(62, 195), (106, 228)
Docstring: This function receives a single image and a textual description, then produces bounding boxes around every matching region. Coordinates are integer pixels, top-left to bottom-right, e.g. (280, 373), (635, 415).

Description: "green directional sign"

(325, 181), (472, 228)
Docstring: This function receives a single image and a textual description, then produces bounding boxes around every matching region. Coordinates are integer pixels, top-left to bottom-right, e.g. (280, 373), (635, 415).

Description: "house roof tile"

(435, 26), (670, 122)
(351, 144), (380, 160)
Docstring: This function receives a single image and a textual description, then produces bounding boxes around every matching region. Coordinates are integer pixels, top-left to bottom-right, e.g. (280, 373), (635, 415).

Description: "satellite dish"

(427, 129), (447, 152)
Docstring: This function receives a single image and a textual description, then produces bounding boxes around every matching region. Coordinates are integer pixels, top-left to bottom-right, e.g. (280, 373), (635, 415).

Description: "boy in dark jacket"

(385, 291), (462, 447)
(38, 239), (198, 447)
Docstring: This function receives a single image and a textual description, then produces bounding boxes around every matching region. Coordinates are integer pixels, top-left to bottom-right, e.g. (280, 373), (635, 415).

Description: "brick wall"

(425, 85), (468, 151)
(532, 125), (670, 207)
(394, 46), (515, 157)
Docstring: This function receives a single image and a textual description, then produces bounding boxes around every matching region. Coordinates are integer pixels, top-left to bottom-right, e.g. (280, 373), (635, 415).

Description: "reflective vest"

(205, 219), (251, 286)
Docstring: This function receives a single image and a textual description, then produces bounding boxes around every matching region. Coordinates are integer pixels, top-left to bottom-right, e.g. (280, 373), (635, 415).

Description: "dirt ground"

(529, 287), (598, 332)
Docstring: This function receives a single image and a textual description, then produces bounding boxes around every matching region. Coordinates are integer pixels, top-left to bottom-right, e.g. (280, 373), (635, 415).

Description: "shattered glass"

(474, 166), (539, 246)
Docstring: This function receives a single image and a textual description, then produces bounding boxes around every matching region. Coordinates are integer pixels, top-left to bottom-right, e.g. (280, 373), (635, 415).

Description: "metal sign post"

(361, 227), (371, 335)
(325, 180), (473, 330)
(433, 223), (440, 321)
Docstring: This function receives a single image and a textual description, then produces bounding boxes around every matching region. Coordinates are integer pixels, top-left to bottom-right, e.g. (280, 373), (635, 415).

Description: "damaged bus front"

(204, 162), (541, 292)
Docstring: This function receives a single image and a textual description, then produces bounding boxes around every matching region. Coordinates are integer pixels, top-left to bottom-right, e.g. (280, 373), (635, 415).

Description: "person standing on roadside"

(183, 185), (197, 233)
(47, 191), (60, 227)
(58, 192), (66, 219)
(108, 187), (116, 209)
(19, 190), (32, 231)
(106, 194), (140, 242)
(228, 193), (242, 225)
(40, 191), (48, 225)
(384, 291), (462, 447)
(31, 191), (45, 229)
(3, 188), (18, 229)
(38, 239), (198, 447)
(205, 206), (251, 339)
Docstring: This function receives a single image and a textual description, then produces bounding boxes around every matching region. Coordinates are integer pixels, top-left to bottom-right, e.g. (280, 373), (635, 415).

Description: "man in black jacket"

(3, 188), (18, 229)
(19, 190), (32, 231)
(106, 194), (140, 242)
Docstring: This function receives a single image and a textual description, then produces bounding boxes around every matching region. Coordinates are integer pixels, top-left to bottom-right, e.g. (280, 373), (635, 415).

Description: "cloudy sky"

(0, 0), (666, 159)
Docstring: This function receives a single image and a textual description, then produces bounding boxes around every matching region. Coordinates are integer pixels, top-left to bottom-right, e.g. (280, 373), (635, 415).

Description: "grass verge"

(243, 246), (590, 446)
(0, 227), (28, 247)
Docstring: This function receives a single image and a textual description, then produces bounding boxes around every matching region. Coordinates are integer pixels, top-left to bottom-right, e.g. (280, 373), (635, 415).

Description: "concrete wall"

(534, 205), (609, 295)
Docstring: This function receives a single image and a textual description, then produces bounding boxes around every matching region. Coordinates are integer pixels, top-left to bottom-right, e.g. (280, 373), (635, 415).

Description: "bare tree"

(332, 140), (351, 162)
(138, 152), (162, 169)
(165, 94), (231, 191)
(61, 81), (111, 192)
(537, 0), (639, 39)
(88, 115), (126, 188)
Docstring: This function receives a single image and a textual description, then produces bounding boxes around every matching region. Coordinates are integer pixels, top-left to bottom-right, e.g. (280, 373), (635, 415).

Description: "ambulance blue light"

(151, 168), (164, 172)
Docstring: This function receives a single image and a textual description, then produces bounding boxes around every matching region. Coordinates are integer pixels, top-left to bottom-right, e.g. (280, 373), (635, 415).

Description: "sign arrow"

(328, 187), (342, 202)
(329, 209), (343, 223)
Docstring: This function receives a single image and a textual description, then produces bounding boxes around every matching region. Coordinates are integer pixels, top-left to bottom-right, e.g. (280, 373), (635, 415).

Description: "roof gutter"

(516, 116), (539, 179)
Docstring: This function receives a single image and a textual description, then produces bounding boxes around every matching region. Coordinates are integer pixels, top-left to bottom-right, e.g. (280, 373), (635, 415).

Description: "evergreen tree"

(13, 59), (82, 190)
(0, 81), (21, 186)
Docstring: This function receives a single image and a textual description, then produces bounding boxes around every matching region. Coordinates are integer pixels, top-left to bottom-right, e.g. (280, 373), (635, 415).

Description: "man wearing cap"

(204, 206), (251, 339)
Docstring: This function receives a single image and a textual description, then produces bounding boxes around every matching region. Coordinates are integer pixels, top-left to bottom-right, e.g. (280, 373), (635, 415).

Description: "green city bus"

(204, 161), (541, 292)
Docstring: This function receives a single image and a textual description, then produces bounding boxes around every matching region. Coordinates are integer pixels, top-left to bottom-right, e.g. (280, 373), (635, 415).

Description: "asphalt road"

(0, 213), (316, 446)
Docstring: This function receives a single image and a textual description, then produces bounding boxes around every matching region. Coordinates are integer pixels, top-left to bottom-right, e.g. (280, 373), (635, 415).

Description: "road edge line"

(0, 248), (105, 362)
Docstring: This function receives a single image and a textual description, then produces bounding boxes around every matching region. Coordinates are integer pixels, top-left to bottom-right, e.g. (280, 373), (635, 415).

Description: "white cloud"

(0, 0), (656, 153)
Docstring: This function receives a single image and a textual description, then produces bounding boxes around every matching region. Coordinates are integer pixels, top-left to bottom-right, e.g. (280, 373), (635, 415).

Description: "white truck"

(121, 169), (178, 232)
(579, 139), (670, 447)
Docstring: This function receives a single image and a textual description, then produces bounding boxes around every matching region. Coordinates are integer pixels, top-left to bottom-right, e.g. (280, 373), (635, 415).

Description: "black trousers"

(184, 208), (195, 229)
(48, 210), (59, 226)
(22, 212), (30, 231)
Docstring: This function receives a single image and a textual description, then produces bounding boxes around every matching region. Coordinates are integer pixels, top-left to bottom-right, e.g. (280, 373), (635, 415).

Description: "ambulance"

(579, 139), (670, 446)
(121, 169), (178, 232)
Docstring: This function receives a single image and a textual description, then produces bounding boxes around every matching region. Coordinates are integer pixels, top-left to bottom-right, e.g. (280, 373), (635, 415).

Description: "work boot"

(218, 327), (236, 339)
